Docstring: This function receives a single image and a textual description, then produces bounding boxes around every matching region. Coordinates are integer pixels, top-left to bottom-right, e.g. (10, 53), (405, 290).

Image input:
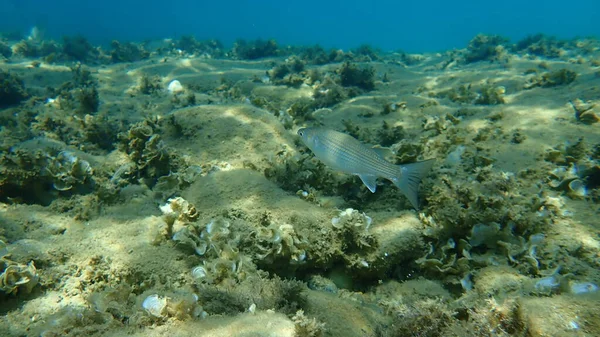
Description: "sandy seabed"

(0, 37), (599, 336)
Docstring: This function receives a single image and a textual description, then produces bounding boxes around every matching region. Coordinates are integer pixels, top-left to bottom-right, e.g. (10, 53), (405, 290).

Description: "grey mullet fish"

(297, 127), (435, 209)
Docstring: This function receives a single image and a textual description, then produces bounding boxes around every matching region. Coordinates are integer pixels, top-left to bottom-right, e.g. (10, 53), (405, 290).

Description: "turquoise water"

(1, 0), (599, 51)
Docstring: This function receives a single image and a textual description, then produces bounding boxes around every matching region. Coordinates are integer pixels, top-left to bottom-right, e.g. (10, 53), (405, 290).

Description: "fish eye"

(298, 130), (304, 136)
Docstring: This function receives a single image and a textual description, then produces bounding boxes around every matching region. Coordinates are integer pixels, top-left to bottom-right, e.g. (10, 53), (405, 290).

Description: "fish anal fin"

(358, 174), (378, 193)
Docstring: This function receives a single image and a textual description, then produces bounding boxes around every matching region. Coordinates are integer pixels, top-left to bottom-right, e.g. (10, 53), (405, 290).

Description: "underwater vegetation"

(0, 69), (28, 108)
(524, 68), (578, 88)
(172, 36), (224, 57)
(0, 41), (12, 59)
(232, 38), (280, 60)
(338, 61), (376, 91)
(62, 35), (97, 62)
(513, 34), (567, 58)
(464, 34), (510, 63)
(109, 40), (150, 63)
(434, 83), (506, 105)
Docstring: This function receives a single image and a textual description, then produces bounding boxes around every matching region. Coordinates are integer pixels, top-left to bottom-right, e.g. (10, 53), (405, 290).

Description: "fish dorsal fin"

(358, 174), (378, 193)
(371, 146), (394, 159)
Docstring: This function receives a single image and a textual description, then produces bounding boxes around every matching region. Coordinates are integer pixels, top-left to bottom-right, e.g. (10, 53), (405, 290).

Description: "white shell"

(167, 80), (184, 94)
(192, 266), (208, 279)
(568, 179), (587, 198)
(570, 282), (598, 294)
(534, 276), (559, 291)
(142, 294), (167, 318)
(194, 241), (208, 255)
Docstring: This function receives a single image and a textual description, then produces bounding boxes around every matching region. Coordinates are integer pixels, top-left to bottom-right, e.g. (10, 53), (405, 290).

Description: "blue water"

(1, 0), (599, 53)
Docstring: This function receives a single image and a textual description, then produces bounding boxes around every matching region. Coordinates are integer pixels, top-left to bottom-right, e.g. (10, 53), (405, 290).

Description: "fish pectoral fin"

(358, 174), (378, 193)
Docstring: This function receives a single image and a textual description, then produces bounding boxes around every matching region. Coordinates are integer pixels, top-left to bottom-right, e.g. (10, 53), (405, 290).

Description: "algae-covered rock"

(0, 40), (12, 59)
(119, 120), (181, 186)
(525, 68), (577, 89)
(12, 39), (39, 57)
(518, 295), (600, 336)
(474, 85), (506, 105)
(0, 240), (38, 295)
(436, 83), (505, 105)
(0, 259), (39, 295)
(127, 311), (296, 337)
(62, 35), (97, 62)
(513, 34), (565, 58)
(464, 34), (509, 63)
(0, 69), (28, 108)
(570, 98), (600, 124)
(232, 38), (279, 60)
(137, 74), (163, 95)
(311, 78), (349, 108)
(269, 55), (305, 82)
(338, 61), (376, 91)
(110, 40), (149, 63)
(45, 150), (94, 191)
(174, 36), (224, 57)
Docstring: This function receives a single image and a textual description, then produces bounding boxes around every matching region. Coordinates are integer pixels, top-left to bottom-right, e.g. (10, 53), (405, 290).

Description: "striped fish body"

(297, 127), (434, 209)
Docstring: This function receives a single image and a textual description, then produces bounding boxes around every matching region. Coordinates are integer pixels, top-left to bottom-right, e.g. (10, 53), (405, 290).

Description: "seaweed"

(0, 41), (12, 59)
(110, 40), (149, 63)
(300, 45), (331, 65)
(287, 98), (315, 123)
(474, 85), (506, 105)
(171, 36), (224, 57)
(138, 74), (162, 95)
(513, 34), (565, 58)
(377, 121), (405, 146)
(541, 68), (577, 87)
(436, 83), (505, 105)
(464, 34), (509, 63)
(352, 44), (380, 61)
(270, 64), (291, 80)
(268, 56), (306, 86)
(311, 79), (348, 108)
(385, 299), (454, 337)
(12, 39), (39, 57)
(47, 64), (100, 115)
(338, 61), (375, 91)
(232, 38), (279, 60)
(195, 286), (248, 315)
(0, 149), (50, 205)
(71, 63), (95, 87)
(399, 52), (425, 65)
(119, 120), (180, 187)
(82, 114), (121, 152)
(0, 142), (96, 205)
(76, 86), (99, 114)
(175, 35), (201, 53)
(0, 70), (28, 108)
(437, 85), (477, 104)
(525, 68), (577, 89)
(62, 35), (96, 62)
(38, 41), (61, 61)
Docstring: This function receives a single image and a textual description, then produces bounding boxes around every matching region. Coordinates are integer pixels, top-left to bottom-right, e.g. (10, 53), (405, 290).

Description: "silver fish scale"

(317, 130), (397, 178)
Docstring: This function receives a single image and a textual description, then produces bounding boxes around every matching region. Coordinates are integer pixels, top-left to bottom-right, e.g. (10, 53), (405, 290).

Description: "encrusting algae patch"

(0, 34), (599, 336)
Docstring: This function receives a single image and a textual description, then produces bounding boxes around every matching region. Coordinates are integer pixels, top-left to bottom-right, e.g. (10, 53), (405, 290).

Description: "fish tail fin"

(391, 159), (435, 210)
